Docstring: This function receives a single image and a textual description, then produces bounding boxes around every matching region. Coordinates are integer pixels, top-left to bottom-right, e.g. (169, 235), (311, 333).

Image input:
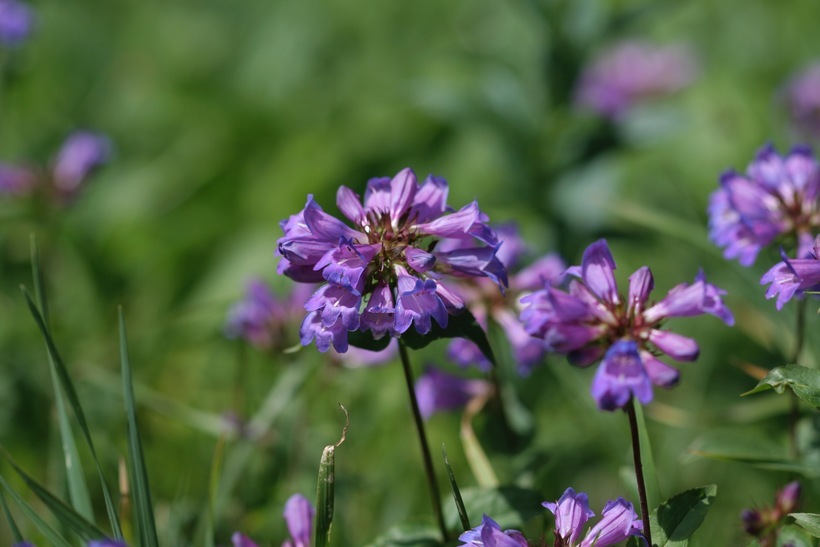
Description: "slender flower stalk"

(398, 341), (448, 541)
(626, 400), (652, 547)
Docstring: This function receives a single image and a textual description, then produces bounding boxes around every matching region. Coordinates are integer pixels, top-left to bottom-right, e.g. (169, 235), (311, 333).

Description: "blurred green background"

(1, 0), (819, 545)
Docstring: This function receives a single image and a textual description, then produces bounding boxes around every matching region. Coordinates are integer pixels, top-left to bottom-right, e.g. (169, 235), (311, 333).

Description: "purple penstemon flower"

(783, 61), (820, 139)
(575, 40), (698, 119)
(760, 235), (820, 309)
(544, 488), (644, 547)
(278, 169), (506, 353)
(458, 514), (528, 546)
(445, 224), (566, 375)
(708, 143), (820, 266)
(0, 0), (33, 47)
(520, 239), (734, 411)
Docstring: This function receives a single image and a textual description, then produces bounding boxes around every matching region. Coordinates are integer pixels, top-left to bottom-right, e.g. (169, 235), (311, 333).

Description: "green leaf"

(2, 453), (109, 541)
(442, 445), (470, 533)
(0, 473), (73, 547)
(21, 286), (123, 539)
(776, 524), (815, 547)
(120, 308), (160, 547)
(443, 486), (543, 531)
(349, 309), (496, 366)
(649, 485), (717, 546)
(314, 444), (336, 547)
(632, 399), (660, 513)
(0, 488), (24, 544)
(366, 522), (442, 546)
(790, 513), (820, 538)
(743, 365), (820, 409)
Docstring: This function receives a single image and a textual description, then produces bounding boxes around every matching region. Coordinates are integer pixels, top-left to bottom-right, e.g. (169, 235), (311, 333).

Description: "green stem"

(788, 299), (807, 459)
(398, 341), (448, 542)
(626, 400), (652, 547)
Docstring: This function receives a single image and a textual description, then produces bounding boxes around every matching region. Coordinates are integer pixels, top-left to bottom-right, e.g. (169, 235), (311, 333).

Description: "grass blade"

(30, 236), (94, 520)
(20, 286), (123, 539)
(442, 445), (470, 532)
(0, 473), (73, 547)
(0, 488), (24, 543)
(119, 307), (159, 547)
(2, 452), (109, 541)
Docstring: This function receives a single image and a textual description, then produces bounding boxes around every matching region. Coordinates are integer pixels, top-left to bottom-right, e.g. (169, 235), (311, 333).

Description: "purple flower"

(415, 366), (492, 419)
(233, 493), (315, 547)
(708, 144), (820, 266)
(741, 481), (802, 543)
(445, 224), (566, 375)
(544, 488), (644, 547)
(231, 533), (258, 547)
(224, 278), (313, 350)
(520, 239), (733, 411)
(458, 514), (528, 546)
(331, 338), (399, 367)
(277, 169), (506, 352)
(774, 481), (801, 516)
(760, 235), (820, 309)
(783, 62), (820, 138)
(0, 0), (33, 46)
(87, 542), (128, 547)
(51, 131), (111, 197)
(575, 41), (698, 119)
(0, 162), (37, 195)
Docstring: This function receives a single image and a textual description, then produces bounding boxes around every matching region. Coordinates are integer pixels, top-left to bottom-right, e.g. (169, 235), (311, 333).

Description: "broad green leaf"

(0, 473), (73, 547)
(743, 365), (820, 409)
(442, 445), (470, 532)
(21, 287), (123, 539)
(649, 485), (717, 546)
(776, 524), (814, 546)
(120, 309), (160, 547)
(2, 454), (109, 541)
(366, 522), (442, 547)
(444, 486), (543, 531)
(790, 513), (820, 538)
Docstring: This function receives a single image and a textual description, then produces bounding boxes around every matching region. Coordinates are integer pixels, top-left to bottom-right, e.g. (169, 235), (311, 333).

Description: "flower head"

(783, 62), (820, 139)
(415, 366), (492, 419)
(760, 235), (820, 309)
(708, 144), (820, 266)
(0, 0), (33, 47)
(445, 224), (566, 375)
(521, 239), (733, 411)
(278, 169), (506, 352)
(51, 131), (112, 198)
(575, 41), (697, 119)
(544, 488), (644, 547)
(458, 514), (528, 546)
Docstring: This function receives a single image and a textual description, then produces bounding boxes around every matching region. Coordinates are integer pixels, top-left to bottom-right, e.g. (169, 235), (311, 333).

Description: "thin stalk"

(398, 341), (448, 542)
(626, 400), (652, 547)
(788, 299), (807, 459)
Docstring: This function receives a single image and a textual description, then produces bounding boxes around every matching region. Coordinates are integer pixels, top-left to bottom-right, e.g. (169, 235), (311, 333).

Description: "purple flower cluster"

(0, 0), (33, 47)
(575, 41), (698, 119)
(760, 234), (820, 309)
(224, 278), (312, 350)
(783, 62), (820, 138)
(446, 224), (566, 375)
(708, 144), (820, 266)
(458, 488), (643, 547)
(277, 168), (506, 353)
(233, 493), (314, 547)
(521, 239), (733, 411)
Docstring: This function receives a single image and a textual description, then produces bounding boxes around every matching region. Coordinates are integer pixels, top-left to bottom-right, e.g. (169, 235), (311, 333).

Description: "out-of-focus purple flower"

(415, 366), (492, 419)
(774, 481), (801, 516)
(458, 514), (528, 546)
(445, 224), (566, 375)
(224, 279), (313, 350)
(708, 144), (820, 266)
(87, 541), (128, 547)
(521, 239), (733, 411)
(332, 338), (398, 367)
(783, 62), (820, 139)
(0, 0), (33, 46)
(575, 41), (698, 119)
(760, 235), (820, 309)
(51, 131), (111, 197)
(741, 481), (801, 544)
(233, 493), (315, 547)
(543, 488), (644, 547)
(277, 169), (506, 353)
(0, 162), (37, 195)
